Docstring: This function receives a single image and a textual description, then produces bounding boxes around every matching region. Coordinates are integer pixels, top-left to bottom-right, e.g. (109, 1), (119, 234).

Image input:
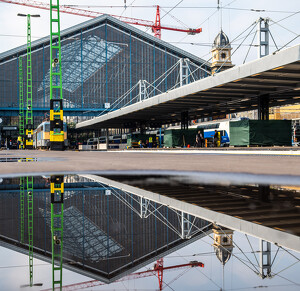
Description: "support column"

(181, 212), (191, 239)
(258, 185), (271, 202)
(181, 111), (189, 130)
(140, 197), (149, 218)
(257, 18), (270, 58)
(259, 239), (272, 278)
(258, 94), (270, 120)
(139, 80), (148, 101)
(180, 58), (189, 86)
(106, 128), (109, 150)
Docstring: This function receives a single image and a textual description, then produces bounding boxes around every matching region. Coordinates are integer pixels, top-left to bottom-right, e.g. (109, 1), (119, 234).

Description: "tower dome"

(212, 227), (234, 266)
(213, 30), (231, 48)
(214, 246), (233, 265)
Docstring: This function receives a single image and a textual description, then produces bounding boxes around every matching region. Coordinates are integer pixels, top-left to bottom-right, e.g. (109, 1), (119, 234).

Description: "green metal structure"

(50, 0), (65, 151)
(50, 175), (64, 290)
(27, 176), (34, 286)
(18, 57), (24, 149)
(25, 14), (33, 149)
(20, 176), (25, 243)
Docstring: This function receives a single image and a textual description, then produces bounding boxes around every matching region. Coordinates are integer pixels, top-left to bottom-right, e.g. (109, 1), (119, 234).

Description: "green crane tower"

(27, 176), (34, 286)
(50, 175), (64, 290)
(18, 57), (25, 149)
(20, 176), (25, 243)
(25, 14), (33, 149)
(49, 0), (65, 151)
(17, 13), (40, 149)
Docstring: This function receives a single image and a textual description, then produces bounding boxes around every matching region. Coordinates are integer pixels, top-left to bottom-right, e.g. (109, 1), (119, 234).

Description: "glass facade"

(0, 175), (210, 281)
(0, 17), (210, 118)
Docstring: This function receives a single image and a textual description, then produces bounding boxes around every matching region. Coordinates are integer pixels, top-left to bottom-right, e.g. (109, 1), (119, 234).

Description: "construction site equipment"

(50, 175), (64, 290)
(2, 1), (202, 39)
(26, 176), (34, 286)
(49, 0), (64, 151)
(17, 13), (40, 148)
(46, 259), (204, 291)
(19, 176), (25, 242)
(18, 57), (24, 149)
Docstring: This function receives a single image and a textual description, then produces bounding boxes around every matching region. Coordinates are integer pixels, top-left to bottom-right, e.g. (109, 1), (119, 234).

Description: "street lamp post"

(17, 13), (40, 150)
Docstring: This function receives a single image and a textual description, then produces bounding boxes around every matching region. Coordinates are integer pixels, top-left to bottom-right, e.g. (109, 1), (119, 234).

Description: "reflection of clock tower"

(211, 30), (234, 74)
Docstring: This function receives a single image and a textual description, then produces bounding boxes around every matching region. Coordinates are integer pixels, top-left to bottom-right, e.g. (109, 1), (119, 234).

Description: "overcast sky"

(0, 0), (299, 65)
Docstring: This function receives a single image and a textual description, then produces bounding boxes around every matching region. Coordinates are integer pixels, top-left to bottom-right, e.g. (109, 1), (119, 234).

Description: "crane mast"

(0, 0), (202, 38)
(42, 260), (204, 291)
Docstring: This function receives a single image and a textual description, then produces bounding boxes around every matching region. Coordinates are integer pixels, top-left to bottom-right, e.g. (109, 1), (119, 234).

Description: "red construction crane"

(42, 259), (204, 291)
(0, 0), (202, 39)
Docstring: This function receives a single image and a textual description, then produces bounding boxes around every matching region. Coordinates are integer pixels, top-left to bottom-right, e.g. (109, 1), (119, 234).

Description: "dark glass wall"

(0, 21), (209, 118)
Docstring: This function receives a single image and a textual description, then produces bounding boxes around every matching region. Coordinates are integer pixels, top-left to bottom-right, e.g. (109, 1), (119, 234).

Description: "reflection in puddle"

(0, 157), (38, 162)
(0, 157), (62, 163)
(0, 174), (299, 290)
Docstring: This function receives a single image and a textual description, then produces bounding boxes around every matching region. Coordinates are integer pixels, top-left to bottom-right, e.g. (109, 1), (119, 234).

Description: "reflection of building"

(212, 226), (234, 265)
(211, 30), (234, 75)
(0, 175), (212, 284)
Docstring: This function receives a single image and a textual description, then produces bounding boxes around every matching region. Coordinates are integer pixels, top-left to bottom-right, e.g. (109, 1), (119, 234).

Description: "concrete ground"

(0, 148), (300, 176)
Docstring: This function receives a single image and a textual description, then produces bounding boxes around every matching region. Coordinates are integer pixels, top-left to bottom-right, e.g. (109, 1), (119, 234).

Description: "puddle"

(0, 157), (63, 163)
(0, 173), (299, 291)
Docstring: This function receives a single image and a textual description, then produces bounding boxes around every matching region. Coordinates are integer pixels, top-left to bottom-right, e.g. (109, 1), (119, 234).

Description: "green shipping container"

(229, 120), (292, 146)
(164, 129), (198, 148)
(127, 133), (157, 147)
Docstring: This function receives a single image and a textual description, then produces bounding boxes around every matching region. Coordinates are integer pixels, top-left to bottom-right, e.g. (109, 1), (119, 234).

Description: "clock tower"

(211, 30), (234, 74)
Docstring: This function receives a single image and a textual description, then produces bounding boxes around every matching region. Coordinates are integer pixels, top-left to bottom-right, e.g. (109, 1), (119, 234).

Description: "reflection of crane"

(43, 259), (204, 291)
(0, 0), (202, 39)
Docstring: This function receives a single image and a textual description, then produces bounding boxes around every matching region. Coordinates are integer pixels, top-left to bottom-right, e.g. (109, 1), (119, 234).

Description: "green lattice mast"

(20, 176), (25, 243)
(50, 175), (64, 290)
(25, 14), (33, 149)
(50, 0), (65, 151)
(27, 176), (34, 286)
(18, 57), (25, 149)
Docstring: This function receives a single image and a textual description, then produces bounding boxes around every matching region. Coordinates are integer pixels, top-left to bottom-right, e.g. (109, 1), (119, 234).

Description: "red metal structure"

(152, 5), (162, 39)
(0, 0), (202, 39)
(42, 259), (204, 291)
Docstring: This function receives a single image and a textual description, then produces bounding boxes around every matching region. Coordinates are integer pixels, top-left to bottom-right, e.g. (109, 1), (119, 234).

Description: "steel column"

(257, 18), (270, 58)
(181, 111), (189, 130)
(258, 94), (270, 120)
(259, 239), (272, 278)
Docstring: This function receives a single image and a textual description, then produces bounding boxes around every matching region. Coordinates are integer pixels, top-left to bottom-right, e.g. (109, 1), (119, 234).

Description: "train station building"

(0, 14), (210, 127)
